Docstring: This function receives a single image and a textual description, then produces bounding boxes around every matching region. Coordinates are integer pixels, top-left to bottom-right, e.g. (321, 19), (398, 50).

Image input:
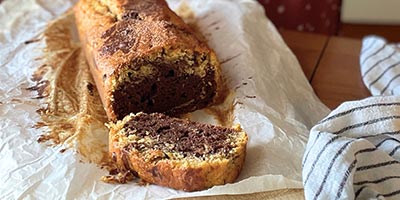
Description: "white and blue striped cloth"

(361, 36), (400, 96)
(303, 36), (400, 200)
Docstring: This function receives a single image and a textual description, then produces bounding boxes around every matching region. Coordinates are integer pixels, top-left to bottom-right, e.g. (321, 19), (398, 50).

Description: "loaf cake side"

(108, 112), (248, 191)
(74, 0), (222, 121)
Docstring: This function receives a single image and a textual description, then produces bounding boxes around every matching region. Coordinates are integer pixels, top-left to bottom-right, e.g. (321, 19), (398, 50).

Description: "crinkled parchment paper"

(0, 0), (330, 199)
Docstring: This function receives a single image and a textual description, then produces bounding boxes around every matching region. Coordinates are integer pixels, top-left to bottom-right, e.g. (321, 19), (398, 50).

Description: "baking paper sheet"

(0, 0), (330, 199)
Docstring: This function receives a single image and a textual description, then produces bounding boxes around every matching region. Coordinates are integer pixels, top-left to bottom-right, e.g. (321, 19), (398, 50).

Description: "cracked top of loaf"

(74, 0), (216, 78)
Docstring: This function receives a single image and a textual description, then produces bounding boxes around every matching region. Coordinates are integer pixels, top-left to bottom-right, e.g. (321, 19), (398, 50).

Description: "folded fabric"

(360, 36), (400, 96)
(303, 37), (400, 200)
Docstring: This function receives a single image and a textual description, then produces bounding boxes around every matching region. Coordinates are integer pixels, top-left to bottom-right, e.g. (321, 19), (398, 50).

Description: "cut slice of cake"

(107, 112), (248, 191)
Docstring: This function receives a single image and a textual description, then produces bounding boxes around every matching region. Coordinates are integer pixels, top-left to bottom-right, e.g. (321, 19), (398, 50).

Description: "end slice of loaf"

(108, 112), (248, 191)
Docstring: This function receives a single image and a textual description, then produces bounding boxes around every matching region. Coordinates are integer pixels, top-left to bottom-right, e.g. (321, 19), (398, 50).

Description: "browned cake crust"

(74, 0), (222, 121)
(108, 112), (248, 191)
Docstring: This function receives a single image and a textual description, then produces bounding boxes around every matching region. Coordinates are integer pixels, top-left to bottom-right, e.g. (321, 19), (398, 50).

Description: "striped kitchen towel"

(361, 36), (400, 95)
(303, 37), (400, 200)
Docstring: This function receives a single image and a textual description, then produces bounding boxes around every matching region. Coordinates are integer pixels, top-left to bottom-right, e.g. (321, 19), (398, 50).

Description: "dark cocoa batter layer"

(112, 60), (217, 120)
(123, 113), (235, 157)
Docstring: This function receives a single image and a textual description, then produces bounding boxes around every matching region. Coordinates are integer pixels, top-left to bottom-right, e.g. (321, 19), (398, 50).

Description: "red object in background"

(259, 0), (341, 35)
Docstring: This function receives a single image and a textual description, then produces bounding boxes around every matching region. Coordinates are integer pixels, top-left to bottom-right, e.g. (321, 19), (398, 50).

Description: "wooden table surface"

(280, 30), (371, 110)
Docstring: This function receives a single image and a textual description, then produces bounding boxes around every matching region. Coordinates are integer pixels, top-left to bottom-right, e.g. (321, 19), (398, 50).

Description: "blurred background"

(259, 0), (400, 42)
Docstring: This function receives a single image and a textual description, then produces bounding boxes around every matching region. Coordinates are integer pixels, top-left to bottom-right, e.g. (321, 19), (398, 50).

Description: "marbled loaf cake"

(74, 0), (222, 121)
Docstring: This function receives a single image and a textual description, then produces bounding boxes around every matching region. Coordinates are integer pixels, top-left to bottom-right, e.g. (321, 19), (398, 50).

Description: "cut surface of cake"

(108, 112), (248, 191)
(74, 0), (222, 121)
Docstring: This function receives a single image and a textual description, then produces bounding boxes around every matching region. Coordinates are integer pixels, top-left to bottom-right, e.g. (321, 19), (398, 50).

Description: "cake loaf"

(107, 112), (248, 191)
(74, 0), (222, 121)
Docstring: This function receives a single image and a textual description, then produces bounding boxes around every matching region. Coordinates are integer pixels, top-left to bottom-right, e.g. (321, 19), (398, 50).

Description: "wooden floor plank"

(280, 30), (328, 81)
(311, 36), (371, 109)
(339, 23), (400, 42)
